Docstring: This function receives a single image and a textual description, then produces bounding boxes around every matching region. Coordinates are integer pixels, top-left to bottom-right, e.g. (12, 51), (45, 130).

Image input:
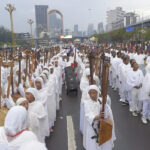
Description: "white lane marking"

(67, 116), (77, 150)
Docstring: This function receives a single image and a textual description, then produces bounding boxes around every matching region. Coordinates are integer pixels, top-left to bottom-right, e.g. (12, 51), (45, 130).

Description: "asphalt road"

(46, 87), (84, 150)
(46, 86), (150, 150)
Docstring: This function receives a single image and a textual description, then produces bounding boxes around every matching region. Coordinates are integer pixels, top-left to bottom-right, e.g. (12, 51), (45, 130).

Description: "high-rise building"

(64, 29), (71, 35)
(83, 31), (87, 37)
(48, 13), (62, 38)
(87, 24), (94, 36)
(97, 22), (104, 34)
(74, 24), (78, 32)
(73, 24), (79, 37)
(35, 5), (48, 37)
(124, 12), (137, 27)
(106, 7), (125, 32)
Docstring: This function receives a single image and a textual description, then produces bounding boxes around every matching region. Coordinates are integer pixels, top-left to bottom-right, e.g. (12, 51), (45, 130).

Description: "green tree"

(0, 26), (11, 44)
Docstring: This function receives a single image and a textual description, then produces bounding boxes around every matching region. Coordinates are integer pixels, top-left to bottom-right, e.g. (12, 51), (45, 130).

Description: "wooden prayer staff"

(98, 56), (113, 146)
(99, 52), (105, 81)
(25, 52), (30, 82)
(44, 50), (46, 65)
(6, 61), (14, 98)
(46, 50), (48, 64)
(31, 52), (35, 75)
(88, 52), (95, 85)
(18, 52), (22, 85)
(0, 58), (9, 126)
(74, 48), (77, 68)
(34, 50), (38, 70)
(95, 55), (100, 77)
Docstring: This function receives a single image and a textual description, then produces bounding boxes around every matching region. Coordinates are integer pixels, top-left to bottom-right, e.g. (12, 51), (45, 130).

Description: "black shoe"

(124, 100), (129, 105)
(122, 102), (127, 106)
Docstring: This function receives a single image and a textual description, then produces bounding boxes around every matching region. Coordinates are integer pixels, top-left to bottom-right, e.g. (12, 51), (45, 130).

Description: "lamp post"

(27, 19), (34, 48)
(5, 4), (16, 51)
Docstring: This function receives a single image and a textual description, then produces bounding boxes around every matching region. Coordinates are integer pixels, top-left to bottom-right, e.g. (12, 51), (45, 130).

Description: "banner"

(126, 26), (135, 32)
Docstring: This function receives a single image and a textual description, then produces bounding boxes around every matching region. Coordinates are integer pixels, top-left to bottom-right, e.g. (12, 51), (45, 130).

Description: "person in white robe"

(83, 85), (116, 150)
(134, 51), (145, 65)
(140, 64), (150, 124)
(80, 68), (90, 93)
(0, 106), (38, 150)
(126, 62), (144, 116)
(110, 52), (121, 90)
(25, 88), (49, 142)
(119, 56), (132, 105)
(53, 60), (63, 110)
(1, 67), (15, 109)
(46, 67), (57, 128)
(109, 51), (116, 88)
(16, 98), (29, 110)
(79, 68), (90, 134)
(146, 52), (150, 64)
(35, 76), (55, 132)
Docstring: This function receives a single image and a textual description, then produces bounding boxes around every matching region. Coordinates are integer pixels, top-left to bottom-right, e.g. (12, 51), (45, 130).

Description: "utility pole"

(5, 4), (16, 51)
(27, 19), (34, 48)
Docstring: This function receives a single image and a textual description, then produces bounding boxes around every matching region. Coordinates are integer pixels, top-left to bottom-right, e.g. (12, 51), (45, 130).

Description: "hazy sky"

(1, 0), (150, 34)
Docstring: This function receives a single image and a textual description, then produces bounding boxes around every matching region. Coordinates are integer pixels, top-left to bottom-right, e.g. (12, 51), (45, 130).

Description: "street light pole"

(27, 19), (34, 48)
(5, 4), (16, 51)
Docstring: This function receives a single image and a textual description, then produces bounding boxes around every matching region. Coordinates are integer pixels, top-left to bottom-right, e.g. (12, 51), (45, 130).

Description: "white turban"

(26, 88), (39, 101)
(88, 85), (100, 93)
(16, 98), (27, 105)
(40, 74), (47, 83)
(42, 70), (49, 76)
(4, 106), (27, 137)
(34, 77), (44, 89)
(49, 66), (54, 69)
(88, 85), (100, 100)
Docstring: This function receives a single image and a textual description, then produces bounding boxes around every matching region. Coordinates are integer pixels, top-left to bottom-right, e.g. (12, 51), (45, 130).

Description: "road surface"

(46, 86), (150, 150)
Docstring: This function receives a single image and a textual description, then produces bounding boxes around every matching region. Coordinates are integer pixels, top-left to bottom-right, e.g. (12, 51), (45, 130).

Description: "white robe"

(0, 128), (37, 150)
(43, 76), (57, 128)
(126, 69), (144, 91)
(27, 101), (49, 142)
(36, 88), (50, 135)
(54, 66), (62, 109)
(0, 106), (38, 150)
(83, 100), (116, 150)
(139, 72), (150, 101)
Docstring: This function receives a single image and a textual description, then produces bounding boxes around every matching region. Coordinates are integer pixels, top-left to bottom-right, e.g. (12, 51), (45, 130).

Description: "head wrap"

(42, 70), (49, 76)
(88, 85), (99, 93)
(4, 106), (27, 137)
(26, 88), (39, 101)
(88, 85), (100, 100)
(34, 77), (44, 89)
(40, 74), (47, 83)
(16, 98), (27, 105)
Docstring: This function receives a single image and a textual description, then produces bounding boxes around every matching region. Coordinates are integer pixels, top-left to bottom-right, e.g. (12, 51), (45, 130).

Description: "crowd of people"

(78, 46), (116, 150)
(0, 46), (72, 150)
(1, 43), (150, 150)
(107, 48), (150, 124)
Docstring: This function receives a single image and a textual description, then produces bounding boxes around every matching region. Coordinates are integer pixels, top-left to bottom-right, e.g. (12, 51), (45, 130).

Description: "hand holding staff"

(98, 56), (113, 146)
